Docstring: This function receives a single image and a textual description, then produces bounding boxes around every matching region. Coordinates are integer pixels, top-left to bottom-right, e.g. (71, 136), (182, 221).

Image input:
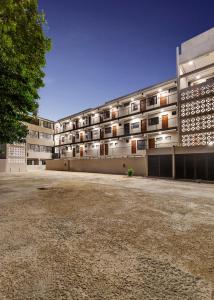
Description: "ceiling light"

(188, 61), (193, 65)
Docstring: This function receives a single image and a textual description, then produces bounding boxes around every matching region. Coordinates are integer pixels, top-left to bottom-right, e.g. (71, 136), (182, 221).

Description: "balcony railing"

(58, 141), (179, 160)
(56, 95), (178, 134)
(145, 93), (177, 110)
(56, 118), (177, 146)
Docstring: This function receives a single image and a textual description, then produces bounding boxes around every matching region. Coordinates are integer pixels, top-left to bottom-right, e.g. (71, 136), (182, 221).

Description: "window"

(137, 140), (146, 150)
(76, 146), (79, 153)
(104, 127), (111, 134)
(123, 102), (130, 107)
(165, 136), (171, 141)
(28, 130), (39, 139)
(147, 96), (157, 106)
(76, 133), (79, 139)
(172, 111), (177, 115)
(41, 160), (46, 165)
(131, 122), (140, 129)
(43, 121), (53, 129)
(156, 137), (163, 141)
(131, 102), (138, 111)
(103, 110), (110, 119)
(148, 117), (159, 126)
(40, 132), (52, 140)
(169, 87), (177, 93)
(28, 144), (40, 152)
(61, 137), (65, 142)
(93, 130), (99, 138)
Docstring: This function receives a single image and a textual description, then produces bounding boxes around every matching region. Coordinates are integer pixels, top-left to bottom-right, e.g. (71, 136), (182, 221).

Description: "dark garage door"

(148, 155), (172, 178)
(175, 153), (214, 181)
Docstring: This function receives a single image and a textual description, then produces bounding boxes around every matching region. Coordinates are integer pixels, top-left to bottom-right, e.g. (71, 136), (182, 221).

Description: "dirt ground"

(0, 171), (214, 300)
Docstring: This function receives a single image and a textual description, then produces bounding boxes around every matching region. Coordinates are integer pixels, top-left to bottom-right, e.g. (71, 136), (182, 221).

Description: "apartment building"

(25, 117), (54, 169)
(50, 27), (214, 181)
(54, 79), (178, 160)
(0, 116), (54, 172)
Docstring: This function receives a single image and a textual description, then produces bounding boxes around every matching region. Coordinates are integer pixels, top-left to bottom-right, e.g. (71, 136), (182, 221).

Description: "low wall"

(46, 157), (147, 176)
(27, 165), (46, 171)
(0, 159), (26, 172)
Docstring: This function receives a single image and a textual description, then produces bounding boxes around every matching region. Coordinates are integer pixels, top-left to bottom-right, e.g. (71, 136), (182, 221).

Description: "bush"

(127, 168), (134, 177)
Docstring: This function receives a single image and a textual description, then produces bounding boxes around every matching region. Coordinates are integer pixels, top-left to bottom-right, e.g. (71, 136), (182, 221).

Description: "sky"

(38, 0), (214, 121)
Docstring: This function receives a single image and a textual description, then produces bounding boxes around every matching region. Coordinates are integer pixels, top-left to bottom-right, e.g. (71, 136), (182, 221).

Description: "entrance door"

(162, 114), (168, 129)
(100, 144), (104, 156)
(140, 99), (146, 112)
(80, 132), (84, 142)
(141, 119), (147, 133)
(72, 147), (76, 157)
(149, 138), (155, 149)
(124, 123), (130, 135)
(160, 95), (167, 106)
(112, 111), (117, 119)
(112, 125), (117, 137)
(105, 144), (108, 155)
(80, 146), (83, 157)
(131, 140), (136, 154)
(100, 129), (104, 139)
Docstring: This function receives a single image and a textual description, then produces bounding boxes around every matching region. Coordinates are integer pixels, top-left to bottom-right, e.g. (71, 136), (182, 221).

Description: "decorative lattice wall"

(179, 79), (214, 146)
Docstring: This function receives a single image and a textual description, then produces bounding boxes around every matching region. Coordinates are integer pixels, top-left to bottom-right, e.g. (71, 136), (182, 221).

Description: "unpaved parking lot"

(0, 171), (214, 299)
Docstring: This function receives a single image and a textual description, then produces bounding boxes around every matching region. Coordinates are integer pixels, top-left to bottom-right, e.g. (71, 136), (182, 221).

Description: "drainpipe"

(172, 145), (175, 179)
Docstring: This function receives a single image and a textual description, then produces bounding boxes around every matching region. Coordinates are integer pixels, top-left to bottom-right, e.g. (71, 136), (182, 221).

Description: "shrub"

(127, 168), (134, 177)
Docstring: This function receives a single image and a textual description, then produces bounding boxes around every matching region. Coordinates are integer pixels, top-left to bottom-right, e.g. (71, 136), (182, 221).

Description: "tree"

(0, 0), (51, 144)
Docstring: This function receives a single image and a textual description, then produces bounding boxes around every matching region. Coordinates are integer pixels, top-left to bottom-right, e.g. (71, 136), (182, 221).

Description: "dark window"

(137, 140), (146, 150)
(148, 117), (159, 126)
(76, 133), (79, 139)
(131, 102), (138, 111)
(123, 102), (130, 107)
(131, 122), (140, 129)
(103, 110), (110, 119)
(165, 136), (171, 141)
(172, 111), (177, 115)
(147, 96), (157, 106)
(156, 137), (163, 141)
(104, 127), (111, 134)
(76, 146), (79, 153)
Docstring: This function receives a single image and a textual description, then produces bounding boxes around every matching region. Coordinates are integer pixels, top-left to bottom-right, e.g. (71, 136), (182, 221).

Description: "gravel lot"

(0, 171), (214, 299)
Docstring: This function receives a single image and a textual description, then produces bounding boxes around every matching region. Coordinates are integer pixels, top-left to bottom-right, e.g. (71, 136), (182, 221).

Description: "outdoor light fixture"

(158, 88), (162, 92)
(208, 142), (213, 146)
(158, 132), (162, 135)
(196, 75), (201, 79)
(188, 61), (193, 65)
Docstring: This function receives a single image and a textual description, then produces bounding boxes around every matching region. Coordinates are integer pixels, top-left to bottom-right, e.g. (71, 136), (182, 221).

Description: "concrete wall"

(46, 157), (147, 176)
(27, 165), (46, 171)
(179, 27), (214, 63)
(0, 159), (26, 172)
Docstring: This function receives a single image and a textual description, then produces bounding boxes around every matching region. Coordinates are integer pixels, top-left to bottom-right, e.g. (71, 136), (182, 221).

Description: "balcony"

(145, 93), (177, 111)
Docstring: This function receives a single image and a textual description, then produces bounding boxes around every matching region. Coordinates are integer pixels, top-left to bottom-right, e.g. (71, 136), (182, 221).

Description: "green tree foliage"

(0, 0), (51, 143)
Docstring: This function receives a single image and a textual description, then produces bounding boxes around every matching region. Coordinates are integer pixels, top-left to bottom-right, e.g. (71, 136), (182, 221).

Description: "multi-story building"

(25, 116), (54, 169)
(54, 79), (178, 159)
(51, 27), (214, 181)
(0, 116), (54, 172)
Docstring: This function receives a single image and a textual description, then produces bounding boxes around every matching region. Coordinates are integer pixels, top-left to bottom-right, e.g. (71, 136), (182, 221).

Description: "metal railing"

(55, 94), (178, 134)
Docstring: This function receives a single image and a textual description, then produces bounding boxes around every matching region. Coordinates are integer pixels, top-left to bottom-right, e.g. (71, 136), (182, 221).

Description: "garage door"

(175, 153), (214, 181)
(148, 155), (172, 178)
